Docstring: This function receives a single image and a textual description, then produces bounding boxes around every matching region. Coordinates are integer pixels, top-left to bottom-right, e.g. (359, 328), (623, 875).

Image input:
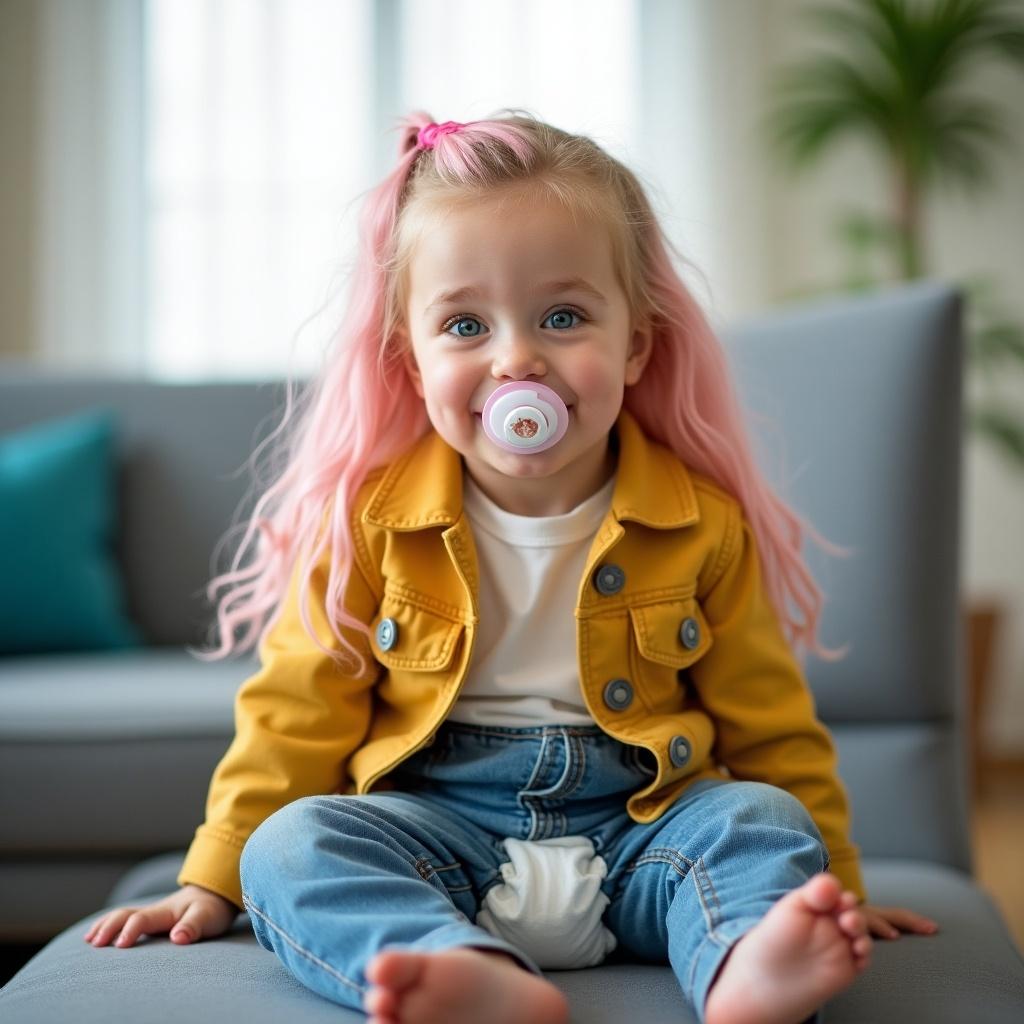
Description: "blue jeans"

(239, 721), (829, 1023)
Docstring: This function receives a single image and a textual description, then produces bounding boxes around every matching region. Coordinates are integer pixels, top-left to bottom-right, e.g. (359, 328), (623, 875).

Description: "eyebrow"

(425, 277), (608, 312)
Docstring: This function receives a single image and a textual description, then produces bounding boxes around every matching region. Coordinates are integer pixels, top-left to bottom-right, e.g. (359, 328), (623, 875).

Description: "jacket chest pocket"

(628, 596), (713, 711)
(371, 590), (465, 672)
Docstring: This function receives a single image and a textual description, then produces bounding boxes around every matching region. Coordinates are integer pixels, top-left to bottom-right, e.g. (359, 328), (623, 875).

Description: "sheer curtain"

(34, 0), (768, 378)
(144, 0), (643, 380)
(146, 0), (376, 379)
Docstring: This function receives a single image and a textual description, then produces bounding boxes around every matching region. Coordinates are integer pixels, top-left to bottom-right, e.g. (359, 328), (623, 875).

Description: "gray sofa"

(2, 280), (1023, 1022)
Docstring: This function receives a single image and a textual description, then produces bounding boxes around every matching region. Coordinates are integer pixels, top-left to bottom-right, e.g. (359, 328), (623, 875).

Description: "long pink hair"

(193, 108), (850, 676)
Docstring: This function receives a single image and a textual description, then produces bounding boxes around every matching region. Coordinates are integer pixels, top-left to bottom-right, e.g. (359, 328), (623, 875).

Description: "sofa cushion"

(1, 858), (1022, 1023)
(0, 374), (290, 647)
(0, 410), (141, 655)
(0, 648), (253, 852)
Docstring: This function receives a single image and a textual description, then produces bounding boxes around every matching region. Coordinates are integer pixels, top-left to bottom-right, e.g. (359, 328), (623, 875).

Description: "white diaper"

(475, 835), (618, 969)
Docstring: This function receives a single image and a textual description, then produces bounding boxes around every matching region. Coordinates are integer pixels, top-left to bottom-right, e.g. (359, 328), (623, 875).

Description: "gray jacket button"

(593, 564), (626, 595)
(376, 617), (398, 652)
(669, 735), (691, 768)
(603, 678), (634, 710)
(679, 617), (701, 650)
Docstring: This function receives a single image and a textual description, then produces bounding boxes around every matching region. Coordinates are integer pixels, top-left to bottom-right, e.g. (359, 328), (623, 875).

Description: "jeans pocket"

(627, 743), (658, 777)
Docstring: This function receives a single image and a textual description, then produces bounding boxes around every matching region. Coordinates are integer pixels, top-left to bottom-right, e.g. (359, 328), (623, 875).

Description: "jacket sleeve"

(176, 534), (381, 912)
(688, 500), (866, 902)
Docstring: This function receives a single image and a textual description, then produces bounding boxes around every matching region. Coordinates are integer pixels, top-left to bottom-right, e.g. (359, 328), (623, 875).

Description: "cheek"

(419, 359), (476, 412)
(569, 353), (627, 406)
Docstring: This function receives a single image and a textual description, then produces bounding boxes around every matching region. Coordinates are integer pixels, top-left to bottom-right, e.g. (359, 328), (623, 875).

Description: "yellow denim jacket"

(177, 408), (865, 911)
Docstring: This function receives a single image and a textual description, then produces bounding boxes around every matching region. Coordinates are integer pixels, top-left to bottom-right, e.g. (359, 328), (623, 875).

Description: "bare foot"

(362, 946), (570, 1024)
(704, 872), (872, 1024)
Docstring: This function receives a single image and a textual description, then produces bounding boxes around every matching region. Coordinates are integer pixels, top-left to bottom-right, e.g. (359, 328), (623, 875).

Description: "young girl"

(85, 110), (939, 1024)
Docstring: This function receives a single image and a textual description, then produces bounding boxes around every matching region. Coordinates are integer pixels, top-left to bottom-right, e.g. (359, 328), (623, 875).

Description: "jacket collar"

(362, 406), (700, 531)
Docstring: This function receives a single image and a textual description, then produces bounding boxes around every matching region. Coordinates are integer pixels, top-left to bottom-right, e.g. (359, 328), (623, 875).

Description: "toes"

(365, 950), (424, 992)
(838, 908), (867, 937)
(363, 985), (400, 1019)
(798, 872), (843, 913)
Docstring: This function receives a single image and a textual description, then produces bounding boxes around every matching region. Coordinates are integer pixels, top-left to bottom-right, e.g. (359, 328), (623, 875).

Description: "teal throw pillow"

(0, 409), (142, 655)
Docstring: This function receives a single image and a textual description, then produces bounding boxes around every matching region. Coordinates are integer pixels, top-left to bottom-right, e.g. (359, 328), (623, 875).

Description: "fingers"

(864, 907), (940, 940)
(888, 909), (940, 935)
(84, 909), (133, 947)
(84, 909), (130, 946)
(170, 904), (207, 944)
(86, 905), (179, 948)
(85, 891), (235, 950)
(84, 906), (176, 948)
(870, 915), (901, 940)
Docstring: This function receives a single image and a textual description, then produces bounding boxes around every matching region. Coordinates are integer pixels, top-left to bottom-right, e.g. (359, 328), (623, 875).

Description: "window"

(144, 0), (640, 379)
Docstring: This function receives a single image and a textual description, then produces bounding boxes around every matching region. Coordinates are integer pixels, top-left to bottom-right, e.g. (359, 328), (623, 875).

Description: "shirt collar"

(362, 406), (700, 531)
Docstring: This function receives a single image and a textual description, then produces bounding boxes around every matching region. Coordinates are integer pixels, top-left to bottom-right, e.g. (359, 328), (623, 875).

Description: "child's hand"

(860, 903), (939, 939)
(83, 883), (239, 948)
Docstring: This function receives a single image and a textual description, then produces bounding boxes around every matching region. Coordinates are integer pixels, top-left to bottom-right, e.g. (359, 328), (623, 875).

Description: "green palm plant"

(762, 0), (1024, 470)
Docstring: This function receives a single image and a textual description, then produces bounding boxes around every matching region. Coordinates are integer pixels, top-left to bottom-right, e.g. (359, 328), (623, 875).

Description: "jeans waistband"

(436, 719), (608, 739)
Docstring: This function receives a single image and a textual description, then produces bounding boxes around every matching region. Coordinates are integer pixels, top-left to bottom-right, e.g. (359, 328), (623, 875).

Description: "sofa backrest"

(0, 376), (290, 650)
(724, 279), (970, 873)
(0, 279), (970, 871)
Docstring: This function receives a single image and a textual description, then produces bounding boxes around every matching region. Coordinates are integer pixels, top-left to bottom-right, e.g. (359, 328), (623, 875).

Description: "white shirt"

(447, 468), (617, 727)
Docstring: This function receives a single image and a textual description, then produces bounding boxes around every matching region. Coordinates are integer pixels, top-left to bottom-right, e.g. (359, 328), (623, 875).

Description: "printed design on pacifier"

(480, 381), (570, 454)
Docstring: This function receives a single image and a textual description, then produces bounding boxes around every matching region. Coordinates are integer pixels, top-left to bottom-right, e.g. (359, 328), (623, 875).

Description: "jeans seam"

(685, 924), (735, 1004)
(541, 730), (583, 800)
(520, 734), (551, 840)
(574, 732), (586, 794)
(417, 857), (474, 894)
(560, 731), (585, 797)
(426, 860), (462, 874)
(520, 734), (548, 796)
(692, 851), (724, 937)
(241, 893), (366, 997)
(694, 855), (723, 934)
(627, 846), (695, 878)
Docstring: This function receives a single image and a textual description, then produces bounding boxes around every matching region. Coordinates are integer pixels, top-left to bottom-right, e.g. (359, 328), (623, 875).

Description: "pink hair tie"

(417, 121), (465, 150)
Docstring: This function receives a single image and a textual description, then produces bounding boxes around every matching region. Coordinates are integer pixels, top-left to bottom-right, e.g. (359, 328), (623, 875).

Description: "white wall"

(762, 0), (1024, 755)
(0, 0), (37, 361)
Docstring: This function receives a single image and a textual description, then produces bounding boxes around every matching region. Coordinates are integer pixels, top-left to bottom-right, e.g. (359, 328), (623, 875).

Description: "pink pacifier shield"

(481, 381), (570, 454)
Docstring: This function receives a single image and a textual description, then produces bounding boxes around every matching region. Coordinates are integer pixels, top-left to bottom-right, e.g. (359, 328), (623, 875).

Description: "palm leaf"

(969, 321), (1024, 367)
(765, 0), (1024, 189)
(927, 98), (1014, 189)
(968, 405), (1024, 467)
(764, 59), (896, 168)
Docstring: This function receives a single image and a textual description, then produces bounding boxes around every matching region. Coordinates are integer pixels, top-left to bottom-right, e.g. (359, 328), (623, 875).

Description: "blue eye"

(445, 316), (485, 338)
(545, 309), (582, 330)
(440, 307), (586, 338)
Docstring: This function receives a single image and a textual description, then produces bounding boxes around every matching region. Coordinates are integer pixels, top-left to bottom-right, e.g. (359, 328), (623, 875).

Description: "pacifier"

(480, 381), (570, 454)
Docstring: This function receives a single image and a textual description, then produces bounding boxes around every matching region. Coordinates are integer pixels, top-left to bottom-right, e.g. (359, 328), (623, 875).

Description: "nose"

(490, 330), (547, 381)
